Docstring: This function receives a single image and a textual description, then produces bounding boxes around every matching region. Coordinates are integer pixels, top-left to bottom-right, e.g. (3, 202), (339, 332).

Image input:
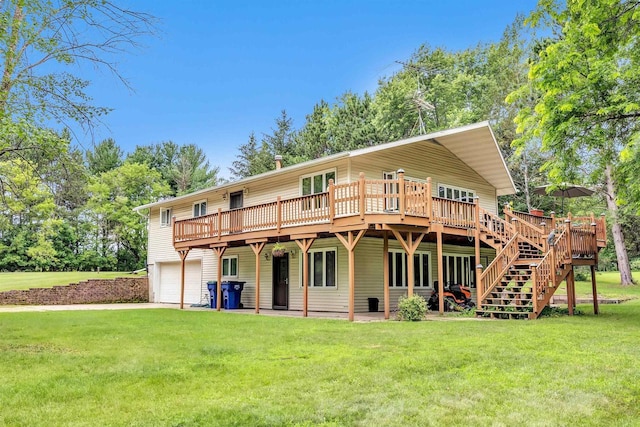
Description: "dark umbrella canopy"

(533, 184), (595, 214)
(533, 184), (595, 198)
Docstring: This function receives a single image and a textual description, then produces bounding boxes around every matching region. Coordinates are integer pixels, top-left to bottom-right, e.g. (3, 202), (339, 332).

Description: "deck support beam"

(390, 230), (425, 296)
(590, 264), (599, 315)
(177, 249), (190, 310)
(436, 225), (445, 314)
(294, 237), (316, 317)
(211, 246), (227, 311)
(249, 241), (267, 313)
(383, 232), (390, 320)
(335, 230), (366, 321)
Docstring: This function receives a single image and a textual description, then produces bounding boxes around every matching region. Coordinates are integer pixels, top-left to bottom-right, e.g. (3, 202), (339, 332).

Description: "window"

(301, 170), (336, 196)
(300, 169), (335, 210)
(160, 208), (172, 227)
(387, 250), (431, 287)
(437, 184), (474, 202)
(193, 200), (207, 217)
(441, 254), (476, 288)
(222, 256), (238, 278)
(302, 248), (337, 287)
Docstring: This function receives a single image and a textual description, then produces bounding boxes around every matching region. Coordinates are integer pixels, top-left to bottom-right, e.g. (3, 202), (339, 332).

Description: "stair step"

(476, 309), (533, 320)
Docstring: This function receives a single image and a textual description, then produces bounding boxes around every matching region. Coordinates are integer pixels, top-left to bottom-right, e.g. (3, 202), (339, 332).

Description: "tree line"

(0, 136), (219, 272)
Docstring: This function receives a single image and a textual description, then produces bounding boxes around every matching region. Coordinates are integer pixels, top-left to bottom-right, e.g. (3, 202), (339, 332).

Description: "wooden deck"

(171, 172), (606, 320)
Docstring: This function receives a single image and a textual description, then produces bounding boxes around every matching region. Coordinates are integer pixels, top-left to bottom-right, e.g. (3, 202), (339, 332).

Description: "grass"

(1, 301), (639, 426)
(553, 270), (640, 300)
(0, 271), (141, 292)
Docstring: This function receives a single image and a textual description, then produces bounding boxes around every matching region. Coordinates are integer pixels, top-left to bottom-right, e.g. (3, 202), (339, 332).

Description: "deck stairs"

(476, 209), (578, 319)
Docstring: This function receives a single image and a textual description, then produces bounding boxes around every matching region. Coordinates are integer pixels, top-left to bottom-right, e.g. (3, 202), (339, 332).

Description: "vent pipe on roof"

(275, 155), (283, 170)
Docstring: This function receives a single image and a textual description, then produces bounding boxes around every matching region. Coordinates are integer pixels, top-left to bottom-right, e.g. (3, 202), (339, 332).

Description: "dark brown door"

(229, 191), (243, 233)
(272, 254), (289, 309)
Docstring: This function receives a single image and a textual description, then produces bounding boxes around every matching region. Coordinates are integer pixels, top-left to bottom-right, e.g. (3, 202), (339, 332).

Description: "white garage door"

(157, 261), (202, 304)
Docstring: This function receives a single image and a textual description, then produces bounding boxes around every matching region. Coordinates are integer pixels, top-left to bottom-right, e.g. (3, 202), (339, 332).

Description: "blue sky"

(80, 0), (538, 178)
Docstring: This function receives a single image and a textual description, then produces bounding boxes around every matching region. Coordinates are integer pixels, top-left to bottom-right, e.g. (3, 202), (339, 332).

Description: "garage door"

(157, 261), (202, 304)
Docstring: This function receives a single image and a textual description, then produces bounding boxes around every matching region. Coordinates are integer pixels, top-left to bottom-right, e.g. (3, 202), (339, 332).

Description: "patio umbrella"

(533, 183), (595, 214)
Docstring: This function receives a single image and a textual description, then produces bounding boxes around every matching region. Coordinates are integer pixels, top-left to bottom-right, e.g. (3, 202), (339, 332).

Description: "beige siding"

(349, 142), (498, 214)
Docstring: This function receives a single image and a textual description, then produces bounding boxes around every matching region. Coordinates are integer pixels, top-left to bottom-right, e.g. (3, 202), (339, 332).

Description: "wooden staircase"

(475, 208), (598, 320)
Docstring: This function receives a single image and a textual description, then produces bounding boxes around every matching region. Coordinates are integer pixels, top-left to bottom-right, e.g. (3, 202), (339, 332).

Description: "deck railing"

(173, 173), (605, 253)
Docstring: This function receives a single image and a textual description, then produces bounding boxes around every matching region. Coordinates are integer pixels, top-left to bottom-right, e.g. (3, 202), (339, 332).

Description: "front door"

(229, 191), (243, 233)
(272, 254), (289, 309)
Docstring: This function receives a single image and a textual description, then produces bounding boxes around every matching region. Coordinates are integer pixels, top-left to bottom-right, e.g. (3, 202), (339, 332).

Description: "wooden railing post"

(397, 169), (405, 220)
(550, 238), (557, 287)
(358, 172), (366, 220)
(476, 264), (483, 308)
(591, 220), (598, 259)
(550, 211), (556, 231)
(530, 263), (538, 315)
(600, 213), (607, 242)
(276, 196), (282, 232)
(328, 178), (335, 224)
(217, 208), (222, 240)
(540, 221), (548, 252)
(565, 219), (572, 261)
(511, 216), (519, 235)
(426, 177), (433, 220)
(172, 216), (176, 244)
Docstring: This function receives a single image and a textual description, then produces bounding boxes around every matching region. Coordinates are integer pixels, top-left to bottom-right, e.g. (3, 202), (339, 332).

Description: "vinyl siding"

(349, 141), (498, 214)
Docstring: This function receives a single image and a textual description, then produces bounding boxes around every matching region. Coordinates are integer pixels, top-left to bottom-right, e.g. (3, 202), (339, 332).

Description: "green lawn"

(0, 272), (141, 292)
(1, 301), (639, 426)
(553, 270), (640, 300)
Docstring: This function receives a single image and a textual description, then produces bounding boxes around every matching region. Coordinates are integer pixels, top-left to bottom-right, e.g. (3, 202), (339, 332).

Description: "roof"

(134, 121), (516, 211)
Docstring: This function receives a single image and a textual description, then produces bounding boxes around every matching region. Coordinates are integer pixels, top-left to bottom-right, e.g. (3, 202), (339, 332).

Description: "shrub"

(397, 294), (427, 321)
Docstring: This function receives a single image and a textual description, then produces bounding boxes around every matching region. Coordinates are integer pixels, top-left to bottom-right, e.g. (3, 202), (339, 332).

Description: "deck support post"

(567, 267), (575, 316)
(590, 264), (599, 315)
(177, 249), (189, 310)
(335, 230), (366, 321)
(476, 264), (483, 308)
(436, 226), (444, 314)
(383, 231), (390, 320)
(249, 241), (266, 313)
(212, 246), (226, 311)
(390, 230), (425, 297)
(294, 238), (315, 317)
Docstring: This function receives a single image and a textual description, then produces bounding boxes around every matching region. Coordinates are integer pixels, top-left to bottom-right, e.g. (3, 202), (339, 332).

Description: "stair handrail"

(531, 227), (571, 317)
(505, 210), (547, 252)
(479, 233), (521, 302)
(478, 207), (514, 247)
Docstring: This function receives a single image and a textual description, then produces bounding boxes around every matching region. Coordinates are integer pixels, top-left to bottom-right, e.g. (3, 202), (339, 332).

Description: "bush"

(397, 294), (428, 321)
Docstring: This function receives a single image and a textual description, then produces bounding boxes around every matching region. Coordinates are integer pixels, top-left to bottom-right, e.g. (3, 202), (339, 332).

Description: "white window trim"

(222, 255), (239, 279)
(299, 247), (338, 289)
(388, 249), (432, 288)
(441, 253), (475, 287)
(437, 183), (475, 201)
(160, 207), (172, 227)
(193, 199), (207, 217)
(299, 168), (337, 195)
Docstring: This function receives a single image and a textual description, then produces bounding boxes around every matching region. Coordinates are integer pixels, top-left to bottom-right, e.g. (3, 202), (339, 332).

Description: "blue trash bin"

(207, 281), (217, 309)
(223, 281), (245, 309)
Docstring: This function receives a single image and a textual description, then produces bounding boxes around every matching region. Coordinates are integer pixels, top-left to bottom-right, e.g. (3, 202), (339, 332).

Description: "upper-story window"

(160, 208), (172, 227)
(438, 184), (474, 202)
(300, 169), (336, 196)
(193, 200), (207, 217)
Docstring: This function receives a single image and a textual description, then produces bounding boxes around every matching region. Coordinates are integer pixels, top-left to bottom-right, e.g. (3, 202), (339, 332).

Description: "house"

(134, 121), (606, 320)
